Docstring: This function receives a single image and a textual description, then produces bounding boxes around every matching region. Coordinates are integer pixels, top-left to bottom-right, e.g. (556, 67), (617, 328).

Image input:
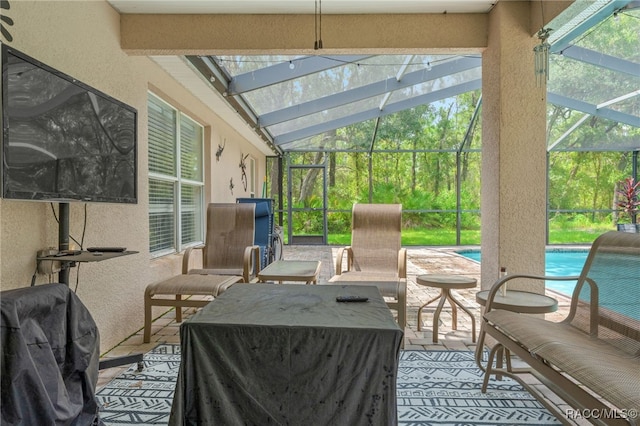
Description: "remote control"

(54, 250), (82, 257)
(336, 295), (369, 303)
(87, 247), (126, 253)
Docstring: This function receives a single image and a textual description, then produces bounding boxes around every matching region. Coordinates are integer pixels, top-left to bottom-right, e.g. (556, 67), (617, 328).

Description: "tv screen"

(1, 46), (137, 203)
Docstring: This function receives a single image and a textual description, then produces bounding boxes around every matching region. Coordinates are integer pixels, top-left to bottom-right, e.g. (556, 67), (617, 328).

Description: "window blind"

(148, 93), (204, 255)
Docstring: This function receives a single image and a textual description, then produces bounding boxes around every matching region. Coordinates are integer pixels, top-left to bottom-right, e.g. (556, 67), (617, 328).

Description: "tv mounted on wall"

(1, 45), (137, 204)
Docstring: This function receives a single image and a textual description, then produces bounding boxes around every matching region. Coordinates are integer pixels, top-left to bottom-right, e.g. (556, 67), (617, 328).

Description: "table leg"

(417, 292), (444, 331)
(475, 323), (487, 372)
(444, 290), (458, 330)
(446, 291), (477, 343)
(432, 293), (448, 343)
(495, 346), (505, 379)
(175, 294), (182, 322)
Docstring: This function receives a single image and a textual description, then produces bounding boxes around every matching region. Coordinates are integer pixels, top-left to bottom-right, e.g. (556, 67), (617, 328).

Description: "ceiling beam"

(558, 45), (640, 77)
(227, 55), (373, 95)
(186, 56), (281, 154)
(260, 56), (481, 128)
(277, 87), (639, 147)
(274, 79), (481, 145)
(596, 90), (640, 110)
(550, 0), (632, 53)
(120, 13), (488, 55)
(548, 93), (640, 127)
(547, 113), (590, 151)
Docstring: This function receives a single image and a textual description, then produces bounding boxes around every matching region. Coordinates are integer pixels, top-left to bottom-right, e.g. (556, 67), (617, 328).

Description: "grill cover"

(1, 283), (101, 425)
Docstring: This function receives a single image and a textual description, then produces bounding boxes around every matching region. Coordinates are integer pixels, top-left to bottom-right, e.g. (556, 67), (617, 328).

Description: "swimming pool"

(456, 249), (588, 295)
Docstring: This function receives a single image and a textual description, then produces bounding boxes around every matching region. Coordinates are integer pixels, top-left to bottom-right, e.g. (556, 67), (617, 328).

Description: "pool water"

(456, 249), (588, 295)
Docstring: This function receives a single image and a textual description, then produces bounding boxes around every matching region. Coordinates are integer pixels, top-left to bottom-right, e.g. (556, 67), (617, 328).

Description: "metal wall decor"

(215, 138), (226, 162)
(1, 0), (15, 42)
(239, 153), (249, 191)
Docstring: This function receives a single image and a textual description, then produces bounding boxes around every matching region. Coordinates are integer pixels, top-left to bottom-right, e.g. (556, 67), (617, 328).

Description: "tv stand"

(44, 203), (138, 282)
(58, 202), (71, 284)
(48, 202), (144, 372)
(39, 250), (138, 265)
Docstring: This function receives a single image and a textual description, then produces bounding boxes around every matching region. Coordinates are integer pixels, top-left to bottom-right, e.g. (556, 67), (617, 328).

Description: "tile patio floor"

(98, 244), (586, 425)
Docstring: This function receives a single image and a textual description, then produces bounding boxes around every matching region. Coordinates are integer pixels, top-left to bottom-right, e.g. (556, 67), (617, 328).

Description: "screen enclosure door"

(287, 164), (327, 245)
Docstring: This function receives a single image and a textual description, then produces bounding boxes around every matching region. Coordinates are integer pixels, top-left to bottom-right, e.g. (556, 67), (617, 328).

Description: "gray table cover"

(170, 283), (403, 425)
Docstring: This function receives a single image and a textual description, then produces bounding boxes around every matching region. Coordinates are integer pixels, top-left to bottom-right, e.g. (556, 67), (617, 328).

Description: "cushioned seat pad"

(485, 309), (640, 415)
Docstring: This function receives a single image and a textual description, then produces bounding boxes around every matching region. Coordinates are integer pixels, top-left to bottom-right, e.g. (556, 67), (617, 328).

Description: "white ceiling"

(108, 0), (497, 15)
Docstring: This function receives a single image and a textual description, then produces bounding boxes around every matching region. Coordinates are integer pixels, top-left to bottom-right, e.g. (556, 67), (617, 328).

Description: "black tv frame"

(1, 45), (138, 204)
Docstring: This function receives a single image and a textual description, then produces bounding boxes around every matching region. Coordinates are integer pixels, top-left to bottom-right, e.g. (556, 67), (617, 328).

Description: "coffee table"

(170, 284), (403, 425)
(257, 260), (321, 284)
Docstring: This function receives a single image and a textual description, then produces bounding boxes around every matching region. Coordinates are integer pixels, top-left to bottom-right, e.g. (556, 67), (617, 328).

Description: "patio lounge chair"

(329, 203), (407, 331)
(143, 203), (260, 342)
(237, 197), (275, 269)
(183, 203), (260, 283)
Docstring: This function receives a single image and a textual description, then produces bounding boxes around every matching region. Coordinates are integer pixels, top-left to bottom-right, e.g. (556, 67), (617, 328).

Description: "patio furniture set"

(144, 202), (408, 342)
(3, 203), (637, 425)
(142, 202), (640, 425)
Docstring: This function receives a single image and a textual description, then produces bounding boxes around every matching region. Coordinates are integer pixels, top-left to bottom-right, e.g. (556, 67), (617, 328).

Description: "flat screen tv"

(1, 45), (137, 203)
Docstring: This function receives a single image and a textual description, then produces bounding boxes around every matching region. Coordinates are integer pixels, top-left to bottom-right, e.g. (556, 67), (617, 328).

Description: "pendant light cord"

(314, 0), (323, 49)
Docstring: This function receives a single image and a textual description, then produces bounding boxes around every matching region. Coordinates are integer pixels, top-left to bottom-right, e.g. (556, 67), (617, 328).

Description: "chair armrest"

(335, 246), (353, 275)
(243, 245), (261, 283)
(484, 274), (580, 313)
(182, 245), (205, 274)
(397, 248), (407, 278)
(396, 278), (407, 333)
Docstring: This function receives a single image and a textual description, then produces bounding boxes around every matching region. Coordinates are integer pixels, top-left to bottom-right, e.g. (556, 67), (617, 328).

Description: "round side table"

(416, 274), (477, 343)
(474, 289), (558, 376)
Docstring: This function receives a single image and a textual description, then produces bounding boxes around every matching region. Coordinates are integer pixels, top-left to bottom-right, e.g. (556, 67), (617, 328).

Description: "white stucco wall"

(0, 0), (266, 352)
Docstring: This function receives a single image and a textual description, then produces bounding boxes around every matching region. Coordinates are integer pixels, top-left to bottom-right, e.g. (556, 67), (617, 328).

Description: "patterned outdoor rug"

(97, 344), (180, 425)
(397, 350), (560, 425)
(96, 345), (561, 425)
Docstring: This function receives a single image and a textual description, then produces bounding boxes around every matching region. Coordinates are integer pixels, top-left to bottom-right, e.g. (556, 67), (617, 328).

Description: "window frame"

(148, 92), (205, 257)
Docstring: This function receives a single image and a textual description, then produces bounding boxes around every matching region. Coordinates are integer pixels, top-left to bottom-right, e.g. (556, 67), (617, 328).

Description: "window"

(148, 93), (204, 256)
